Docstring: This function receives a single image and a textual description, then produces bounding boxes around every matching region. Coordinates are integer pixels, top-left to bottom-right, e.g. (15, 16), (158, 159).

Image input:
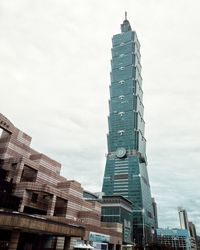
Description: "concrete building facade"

(0, 113), (122, 250)
(178, 207), (190, 232)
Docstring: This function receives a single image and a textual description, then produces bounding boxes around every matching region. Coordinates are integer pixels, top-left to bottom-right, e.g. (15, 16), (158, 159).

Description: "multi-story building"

(178, 207), (197, 249)
(178, 207), (190, 232)
(152, 198), (158, 229)
(156, 228), (191, 250)
(189, 222), (197, 240)
(102, 13), (155, 244)
(196, 236), (200, 250)
(83, 191), (133, 245)
(189, 222), (197, 250)
(101, 195), (133, 245)
(0, 113), (122, 250)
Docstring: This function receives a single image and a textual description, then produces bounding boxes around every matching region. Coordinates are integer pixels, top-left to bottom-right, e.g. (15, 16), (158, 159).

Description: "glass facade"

(102, 17), (155, 244)
(102, 206), (132, 244)
(101, 196), (133, 244)
(156, 228), (191, 250)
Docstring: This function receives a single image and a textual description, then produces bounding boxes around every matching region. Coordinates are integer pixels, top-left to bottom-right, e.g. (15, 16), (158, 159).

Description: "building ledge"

(0, 210), (84, 237)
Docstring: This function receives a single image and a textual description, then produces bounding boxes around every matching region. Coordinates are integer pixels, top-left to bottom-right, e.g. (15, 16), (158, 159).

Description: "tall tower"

(152, 198), (158, 229)
(178, 207), (190, 232)
(102, 14), (155, 244)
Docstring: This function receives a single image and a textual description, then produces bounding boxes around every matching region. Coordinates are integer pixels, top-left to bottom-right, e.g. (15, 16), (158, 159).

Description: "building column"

(18, 190), (28, 212)
(68, 237), (81, 250)
(108, 243), (115, 250)
(14, 161), (24, 183)
(115, 244), (122, 250)
(47, 194), (56, 216)
(64, 237), (71, 250)
(56, 236), (65, 250)
(19, 203), (24, 212)
(8, 231), (20, 250)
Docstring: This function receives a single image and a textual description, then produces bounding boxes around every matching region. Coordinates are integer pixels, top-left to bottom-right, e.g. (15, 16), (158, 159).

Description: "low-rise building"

(156, 228), (191, 250)
(83, 191), (134, 246)
(0, 113), (122, 250)
(101, 195), (133, 245)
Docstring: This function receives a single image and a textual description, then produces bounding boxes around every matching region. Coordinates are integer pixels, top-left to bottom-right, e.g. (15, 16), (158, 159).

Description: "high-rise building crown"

(121, 11), (132, 32)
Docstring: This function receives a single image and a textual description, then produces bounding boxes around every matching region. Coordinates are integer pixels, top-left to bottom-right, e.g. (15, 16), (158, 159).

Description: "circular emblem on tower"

(116, 147), (126, 158)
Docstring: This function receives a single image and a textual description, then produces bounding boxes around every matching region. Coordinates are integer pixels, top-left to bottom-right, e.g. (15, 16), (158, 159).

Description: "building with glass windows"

(101, 195), (133, 244)
(156, 228), (191, 250)
(152, 197), (158, 229)
(178, 207), (198, 249)
(102, 14), (155, 244)
(178, 207), (190, 232)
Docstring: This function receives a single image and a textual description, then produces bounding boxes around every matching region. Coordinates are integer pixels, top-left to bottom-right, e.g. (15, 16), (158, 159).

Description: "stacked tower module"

(102, 16), (155, 244)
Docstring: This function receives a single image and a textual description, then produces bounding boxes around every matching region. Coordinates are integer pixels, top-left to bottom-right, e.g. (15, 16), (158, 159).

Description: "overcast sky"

(1, 0), (200, 233)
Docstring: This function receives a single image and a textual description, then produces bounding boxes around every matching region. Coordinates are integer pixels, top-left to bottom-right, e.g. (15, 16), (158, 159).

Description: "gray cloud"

(1, 0), (200, 233)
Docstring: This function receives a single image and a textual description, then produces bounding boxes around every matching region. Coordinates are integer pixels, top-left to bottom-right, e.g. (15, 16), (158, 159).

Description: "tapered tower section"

(102, 15), (155, 244)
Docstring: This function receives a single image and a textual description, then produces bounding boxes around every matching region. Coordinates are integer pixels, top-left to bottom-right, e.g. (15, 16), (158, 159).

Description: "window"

(31, 193), (38, 203)
(12, 163), (17, 169)
(21, 165), (37, 182)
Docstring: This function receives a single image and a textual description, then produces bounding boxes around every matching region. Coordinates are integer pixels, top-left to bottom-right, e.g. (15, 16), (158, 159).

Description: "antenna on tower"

(125, 11), (127, 20)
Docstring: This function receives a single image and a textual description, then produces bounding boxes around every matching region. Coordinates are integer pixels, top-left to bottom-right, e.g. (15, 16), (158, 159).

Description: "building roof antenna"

(125, 11), (127, 20)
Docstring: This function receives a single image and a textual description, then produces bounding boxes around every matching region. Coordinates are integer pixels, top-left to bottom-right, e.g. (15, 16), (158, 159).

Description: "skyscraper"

(152, 197), (158, 229)
(178, 207), (190, 232)
(178, 208), (198, 249)
(189, 222), (198, 250)
(102, 14), (155, 244)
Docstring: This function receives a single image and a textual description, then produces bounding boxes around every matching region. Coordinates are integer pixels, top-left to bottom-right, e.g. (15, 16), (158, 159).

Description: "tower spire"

(121, 11), (132, 32)
(125, 11), (127, 20)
